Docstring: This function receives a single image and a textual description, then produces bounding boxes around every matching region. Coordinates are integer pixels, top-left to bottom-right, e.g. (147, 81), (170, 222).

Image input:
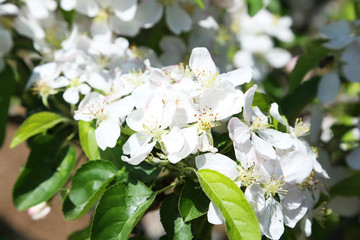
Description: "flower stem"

(156, 179), (184, 194)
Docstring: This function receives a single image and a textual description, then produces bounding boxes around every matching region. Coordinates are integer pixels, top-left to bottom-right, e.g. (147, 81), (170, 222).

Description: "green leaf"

(280, 77), (320, 123)
(252, 92), (274, 113)
(10, 111), (65, 148)
(125, 161), (161, 184)
(197, 169), (261, 240)
(68, 226), (90, 240)
(78, 120), (101, 160)
(247, 0), (263, 16)
(0, 64), (16, 147)
(179, 180), (210, 222)
(289, 42), (330, 93)
(194, 0), (204, 9)
(160, 194), (193, 240)
(62, 160), (119, 220)
(90, 181), (156, 240)
(13, 135), (76, 211)
(330, 174), (360, 197)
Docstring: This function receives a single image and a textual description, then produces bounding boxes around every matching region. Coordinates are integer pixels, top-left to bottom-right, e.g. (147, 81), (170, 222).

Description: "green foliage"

(13, 134), (76, 211)
(160, 194), (193, 240)
(78, 120), (101, 160)
(280, 77), (320, 123)
(125, 161), (161, 184)
(247, 0), (263, 16)
(197, 169), (261, 240)
(194, 0), (204, 9)
(289, 41), (330, 93)
(330, 174), (360, 197)
(0, 64), (16, 147)
(179, 180), (210, 222)
(253, 92), (274, 113)
(62, 160), (120, 220)
(68, 226), (90, 240)
(10, 111), (65, 148)
(90, 181), (156, 240)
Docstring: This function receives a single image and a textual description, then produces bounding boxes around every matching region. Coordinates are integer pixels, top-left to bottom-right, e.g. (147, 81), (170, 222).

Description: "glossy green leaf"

(197, 169), (261, 240)
(0, 64), (16, 147)
(247, 0), (263, 16)
(280, 77), (320, 123)
(179, 180), (210, 222)
(68, 226), (90, 240)
(13, 135), (76, 211)
(62, 160), (119, 220)
(78, 120), (101, 160)
(125, 161), (161, 184)
(289, 42), (330, 93)
(160, 194), (193, 240)
(90, 181), (156, 240)
(330, 174), (360, 197)
(10, 111), (65, 148)
(253, 92), (274, 113)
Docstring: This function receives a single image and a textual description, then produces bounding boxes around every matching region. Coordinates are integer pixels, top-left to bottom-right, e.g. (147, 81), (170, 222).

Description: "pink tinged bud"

(27, 202), (51, 220)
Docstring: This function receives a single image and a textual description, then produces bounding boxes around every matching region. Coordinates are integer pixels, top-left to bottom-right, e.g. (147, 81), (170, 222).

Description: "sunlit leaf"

(197, 169), (261, 240)
(90, 181), (156, 240)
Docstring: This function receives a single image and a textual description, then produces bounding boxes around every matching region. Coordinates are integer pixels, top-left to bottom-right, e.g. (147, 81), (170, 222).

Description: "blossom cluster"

(28, 42), (328, 238)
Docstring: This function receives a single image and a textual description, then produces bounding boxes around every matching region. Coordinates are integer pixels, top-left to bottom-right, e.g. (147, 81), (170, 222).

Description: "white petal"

(61, 0), (76, 11)
(207, 202), (225, 225)
(278, 151), (314, 184)
(228, 117), (250, 145)
(0, 3), (18, 15)
(195, 153), (239, 180)
(109, 15), (140, 36)
(233, 50), (254, 68)
(26, 0), (50, 19)
(269, 103), (288, 127)
(283, 203), (308, 228)
(257, 129), (293, 149)
(252, 133), (276, 159)
(343, 63), (360, 82)
(113, 0), (137, 22)
(95, 119), (120, 150)
(189, 47), (217, 76)
(0, 28), (12, 54)
(219, 66), (252, 87)
(320, 20), (354, 49)
(76, 0), (99, 17)
(243, 85), (257, 123)
(346, 146), (360, 170)
(135, 0), (163, 28)
(260, 197), (284, 240)
(63, 87), (79, 104)
(281, 186), (303, 210)
(122, 133), (155, 165)
(165, 4), (192, 34)
(265, 48), (292, 68)
(162, 127), (184, 154)
(317, 72), (340, 104)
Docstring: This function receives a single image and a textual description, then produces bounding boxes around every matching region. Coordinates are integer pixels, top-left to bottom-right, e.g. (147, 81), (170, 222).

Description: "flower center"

(264, 176), (288, 198)
(143, 118), (166, 141)
(237, 166), (259, 187)
(195, 107), (218, 132)
(249, 117), (270, 131)
(32, 80), (55, 97)
(299, 170), (320, 191)
(70, 77), (82, 87)
(292, 118), (310, 137)
(88, 101), (109, 122)
(195, 71), (219, 88)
